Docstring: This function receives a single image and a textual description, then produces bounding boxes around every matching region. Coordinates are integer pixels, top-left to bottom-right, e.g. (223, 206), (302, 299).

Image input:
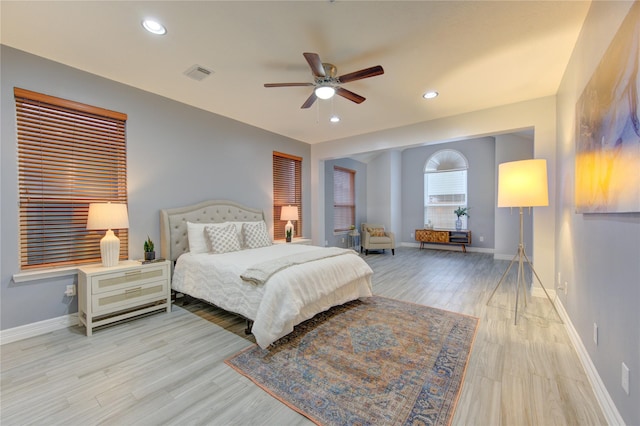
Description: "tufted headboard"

(160, 199), (265, 262)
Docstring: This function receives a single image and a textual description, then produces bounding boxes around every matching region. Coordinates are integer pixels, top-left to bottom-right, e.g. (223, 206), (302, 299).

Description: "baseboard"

(555, 299), (625, 426)
(0, 313), (78, 345)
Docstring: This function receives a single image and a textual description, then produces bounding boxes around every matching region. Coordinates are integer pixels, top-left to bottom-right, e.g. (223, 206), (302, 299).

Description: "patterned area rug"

(225, 296), (479, 426)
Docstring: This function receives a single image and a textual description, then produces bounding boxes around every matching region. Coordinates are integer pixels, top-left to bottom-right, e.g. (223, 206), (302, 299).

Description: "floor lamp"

(487, 159), (562, 325)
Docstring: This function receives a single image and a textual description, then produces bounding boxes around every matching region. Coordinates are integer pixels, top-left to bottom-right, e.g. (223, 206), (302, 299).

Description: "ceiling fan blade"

(336, 87), (366, 104)
(301, 92), (317, 109)
(303, 52), (326, 77)
(264, 82), (314, 88)
(338, 65), (384, 83)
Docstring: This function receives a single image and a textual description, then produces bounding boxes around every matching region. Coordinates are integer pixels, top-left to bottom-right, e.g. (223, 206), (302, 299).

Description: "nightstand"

(273, 238), (313, 245)
(77, 260), (171, 336)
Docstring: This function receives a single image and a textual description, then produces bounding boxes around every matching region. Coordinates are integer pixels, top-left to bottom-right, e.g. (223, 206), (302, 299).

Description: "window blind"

(15, 88), (128, 269)
(273, 151), (302, 240)
(333, 166), (355, 232)
(424, 170), (468, 229)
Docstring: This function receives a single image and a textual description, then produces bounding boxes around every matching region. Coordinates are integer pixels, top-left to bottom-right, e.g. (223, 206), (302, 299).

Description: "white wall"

(556, 2), (639, 424)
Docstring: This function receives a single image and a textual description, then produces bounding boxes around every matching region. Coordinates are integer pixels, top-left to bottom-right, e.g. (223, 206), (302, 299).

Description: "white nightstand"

(77, 260), (171, 336)
(273, 238), (313, 245)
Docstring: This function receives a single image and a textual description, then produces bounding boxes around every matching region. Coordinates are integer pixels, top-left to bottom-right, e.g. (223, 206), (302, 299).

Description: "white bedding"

(172, 243), (373, 348)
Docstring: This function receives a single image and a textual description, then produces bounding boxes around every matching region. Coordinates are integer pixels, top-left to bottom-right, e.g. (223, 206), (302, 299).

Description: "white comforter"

(171, 244), (373, 348)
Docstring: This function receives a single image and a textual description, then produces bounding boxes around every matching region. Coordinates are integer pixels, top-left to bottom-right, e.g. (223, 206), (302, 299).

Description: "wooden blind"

(273, 151), (302, 240)
(333, 166), (355, 232)
(15, 87), (128, 269)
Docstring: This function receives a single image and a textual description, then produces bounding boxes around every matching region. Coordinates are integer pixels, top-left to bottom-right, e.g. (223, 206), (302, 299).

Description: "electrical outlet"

(564, 281), (568, 295)
(622, 362), (630, 395)
(410, 232), (414, 238)
(593, 323), (598, 345)
(65, 284), (76, 297)
(479, 236), (484, 242)
(341, 238), (345, 243)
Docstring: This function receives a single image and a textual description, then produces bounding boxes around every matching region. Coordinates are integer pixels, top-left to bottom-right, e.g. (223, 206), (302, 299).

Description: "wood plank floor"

(1, 247), (606, 425)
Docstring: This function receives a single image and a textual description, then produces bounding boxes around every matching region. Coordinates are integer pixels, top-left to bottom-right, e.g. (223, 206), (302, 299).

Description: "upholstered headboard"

(160, 199), (265, 262)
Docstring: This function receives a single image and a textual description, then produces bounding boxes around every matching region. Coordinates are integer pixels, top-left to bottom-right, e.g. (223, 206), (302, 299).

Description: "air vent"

(184, 65), (214, 81)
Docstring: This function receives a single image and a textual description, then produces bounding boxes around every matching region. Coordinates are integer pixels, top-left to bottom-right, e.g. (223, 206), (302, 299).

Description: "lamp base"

(285, 220), (294, 242)
(100, 229), (121, 267)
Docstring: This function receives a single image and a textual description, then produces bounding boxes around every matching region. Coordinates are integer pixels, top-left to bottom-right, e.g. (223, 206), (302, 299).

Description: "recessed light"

(142, 19), (167, 35)
(330, 115), (340, 123)
(422, 90), (439, 99)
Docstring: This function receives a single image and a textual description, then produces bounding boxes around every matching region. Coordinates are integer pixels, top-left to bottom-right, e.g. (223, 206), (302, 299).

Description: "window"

(15, 88), (128, 269)
(424, 149), (468, 229)
(333, 166), (355, 232)
(273, 151), (302, 240)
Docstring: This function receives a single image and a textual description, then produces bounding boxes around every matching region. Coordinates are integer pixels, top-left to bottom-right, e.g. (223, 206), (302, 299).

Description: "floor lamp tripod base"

(486, 208), (562, 325)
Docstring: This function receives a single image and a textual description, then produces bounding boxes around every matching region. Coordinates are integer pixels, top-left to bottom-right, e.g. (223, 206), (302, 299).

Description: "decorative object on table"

(226, 296), (478, 426)
(280, 205), (298, 242)
(86, 202), (129, 267)
(487, 159), (561, 325)
(143, 236), (155, 261)
(424, 219), (433, 229)
(453, 206), (469, 230)
(575, 2), (640, 214)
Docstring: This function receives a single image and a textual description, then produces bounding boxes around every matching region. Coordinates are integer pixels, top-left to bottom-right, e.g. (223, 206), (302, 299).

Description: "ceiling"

(1, 1), (591, 145)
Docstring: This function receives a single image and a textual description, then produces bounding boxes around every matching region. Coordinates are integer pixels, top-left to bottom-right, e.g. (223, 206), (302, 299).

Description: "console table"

(415, 229), (472, 252)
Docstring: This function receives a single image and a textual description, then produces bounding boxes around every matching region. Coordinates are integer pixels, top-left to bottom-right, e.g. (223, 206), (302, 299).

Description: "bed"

(160, 200), (373, 348)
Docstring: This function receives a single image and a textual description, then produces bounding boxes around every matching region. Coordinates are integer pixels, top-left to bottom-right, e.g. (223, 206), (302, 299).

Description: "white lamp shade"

(498, 159), (549, 207)
(87, 203), (129, 230)
(315, 86), (335, 100)
(280, 205), (299, 221)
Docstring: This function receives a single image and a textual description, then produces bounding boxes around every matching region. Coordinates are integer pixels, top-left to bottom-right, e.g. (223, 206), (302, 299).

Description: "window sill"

(12, 266), (80, 283)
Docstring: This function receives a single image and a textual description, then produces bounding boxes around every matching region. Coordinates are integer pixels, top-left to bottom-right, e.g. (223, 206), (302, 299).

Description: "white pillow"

(242, 221), (272, 249)
(186, 222), (210, 254)
(204, 223), (242, 254)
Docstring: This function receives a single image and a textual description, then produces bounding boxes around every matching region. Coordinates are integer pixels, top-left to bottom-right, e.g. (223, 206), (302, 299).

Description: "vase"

(144, 251), (155, 261)
(455, 218), (462, 231)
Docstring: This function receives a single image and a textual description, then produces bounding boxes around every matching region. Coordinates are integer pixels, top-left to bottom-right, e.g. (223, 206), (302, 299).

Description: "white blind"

(424, 170), (467, 229)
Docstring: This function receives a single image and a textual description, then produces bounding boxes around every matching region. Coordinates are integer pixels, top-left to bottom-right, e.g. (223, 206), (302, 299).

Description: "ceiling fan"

(264, 52), (384, 109)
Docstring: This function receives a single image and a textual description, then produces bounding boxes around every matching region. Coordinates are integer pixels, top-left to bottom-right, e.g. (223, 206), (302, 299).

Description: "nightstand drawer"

(92, 279), (168, 314)
(91, 265), (168, 294)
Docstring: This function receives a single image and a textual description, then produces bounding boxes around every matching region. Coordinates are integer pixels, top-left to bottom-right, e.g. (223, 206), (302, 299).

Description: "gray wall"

(401, 137), (497, 249)
(555, 2), (639, 424)
(324, 157), (367, 248)
(1, 46), (310, 330)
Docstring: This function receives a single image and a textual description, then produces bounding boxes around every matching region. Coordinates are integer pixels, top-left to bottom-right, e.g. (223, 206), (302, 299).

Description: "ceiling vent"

(184, 65), (214, 81)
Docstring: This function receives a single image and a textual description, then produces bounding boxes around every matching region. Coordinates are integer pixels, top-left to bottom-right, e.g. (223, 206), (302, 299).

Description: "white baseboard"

(400, 242), (494, 254)
(0, 313), (78, 345)
(554, 299), (625, 426)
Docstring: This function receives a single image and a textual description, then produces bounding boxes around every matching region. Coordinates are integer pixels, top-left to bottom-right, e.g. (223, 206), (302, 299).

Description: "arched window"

(424, 149), (468, 229)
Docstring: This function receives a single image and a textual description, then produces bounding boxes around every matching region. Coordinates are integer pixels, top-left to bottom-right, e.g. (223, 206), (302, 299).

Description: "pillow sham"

(186, 221), (211, 254)
(204, 223), (242, 254)
(367, 227), (386, 237)
(242, 221), (272, 249)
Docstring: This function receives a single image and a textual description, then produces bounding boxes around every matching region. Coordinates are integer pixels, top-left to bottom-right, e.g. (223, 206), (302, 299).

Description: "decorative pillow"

(367, 227), (386, 237)
(204, 223), (242, 254)
(187, 222), (211, 254)
(242, 221), (272, 249)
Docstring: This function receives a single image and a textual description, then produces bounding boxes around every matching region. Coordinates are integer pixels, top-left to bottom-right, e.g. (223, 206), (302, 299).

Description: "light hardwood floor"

(1, 247), (606, 425)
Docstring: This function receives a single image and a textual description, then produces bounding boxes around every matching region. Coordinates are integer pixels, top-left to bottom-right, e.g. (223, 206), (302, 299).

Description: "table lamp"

(87, 202), (129, 267)
(280, 205), (299, 242)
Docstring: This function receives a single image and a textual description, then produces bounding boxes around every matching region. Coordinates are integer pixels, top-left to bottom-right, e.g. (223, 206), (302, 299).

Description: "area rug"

(225, 296), (479, 426)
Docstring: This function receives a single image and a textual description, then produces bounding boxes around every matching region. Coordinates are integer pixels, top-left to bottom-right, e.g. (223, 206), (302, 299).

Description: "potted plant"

(453, 207), (469, 231)
(144, 236), (155, 261)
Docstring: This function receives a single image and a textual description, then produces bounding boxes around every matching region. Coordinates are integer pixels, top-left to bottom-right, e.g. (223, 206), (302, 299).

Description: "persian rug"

(225, 296), (479, 426)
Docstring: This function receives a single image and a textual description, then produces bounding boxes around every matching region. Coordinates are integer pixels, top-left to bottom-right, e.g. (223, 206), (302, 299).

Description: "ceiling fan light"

(315, 86), (336, 100)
